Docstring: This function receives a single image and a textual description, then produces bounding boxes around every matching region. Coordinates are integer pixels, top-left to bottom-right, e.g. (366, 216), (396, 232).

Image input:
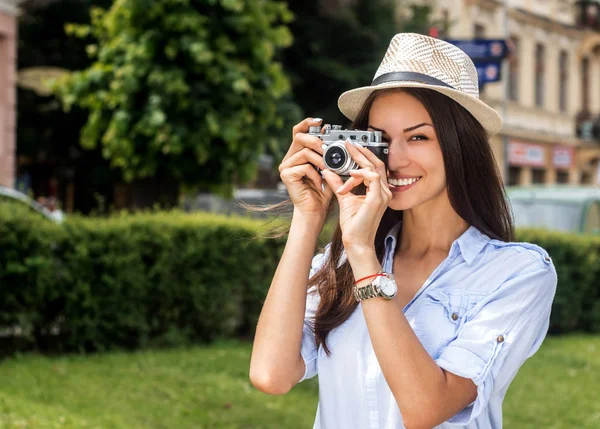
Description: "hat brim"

(338, 82), (503, 136)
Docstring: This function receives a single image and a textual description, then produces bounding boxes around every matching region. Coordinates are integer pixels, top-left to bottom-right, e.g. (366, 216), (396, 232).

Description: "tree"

(17, 0), (117, 214)
(54, 0), (294, 201)
(280, 0), (435, 126)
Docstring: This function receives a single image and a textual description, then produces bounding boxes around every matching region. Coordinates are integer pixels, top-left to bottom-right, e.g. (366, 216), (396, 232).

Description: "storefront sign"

(553, 146), (575, 169)
(508, 141), (546, 167)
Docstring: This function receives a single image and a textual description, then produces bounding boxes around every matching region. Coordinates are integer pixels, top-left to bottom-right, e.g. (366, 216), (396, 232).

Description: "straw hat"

(338, 33), (503, 135)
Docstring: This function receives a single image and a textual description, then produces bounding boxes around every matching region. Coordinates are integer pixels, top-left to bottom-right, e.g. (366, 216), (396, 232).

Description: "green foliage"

(281, 0), (435, 125)
(517, 229), (600, 333)
(2, 202), (596, 354)
(54, 0), (294, 194)
(17, 0), (119, 214)
(0, 336), (600, 428)
(0, 204), (285, 353)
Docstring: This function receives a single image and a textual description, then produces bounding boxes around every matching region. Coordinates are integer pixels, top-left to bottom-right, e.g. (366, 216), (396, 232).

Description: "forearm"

(349, 251), (450, 429)
(250, 212), (324, 392)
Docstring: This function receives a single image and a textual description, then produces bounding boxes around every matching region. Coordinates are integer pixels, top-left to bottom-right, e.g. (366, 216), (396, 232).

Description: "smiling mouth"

(387, 177), (422, 188)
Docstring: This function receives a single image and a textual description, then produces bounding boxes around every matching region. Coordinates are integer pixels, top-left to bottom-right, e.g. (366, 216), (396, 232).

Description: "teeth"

(388, 177), (421, 187)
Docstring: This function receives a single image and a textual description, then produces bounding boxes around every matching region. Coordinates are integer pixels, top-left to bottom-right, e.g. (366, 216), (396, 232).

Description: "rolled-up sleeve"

(435, 263), (557, 424)
(298, 246), (329, 382)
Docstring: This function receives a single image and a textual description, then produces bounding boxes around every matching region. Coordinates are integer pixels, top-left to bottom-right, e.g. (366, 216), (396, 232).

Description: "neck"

(398, 191), (469, 257)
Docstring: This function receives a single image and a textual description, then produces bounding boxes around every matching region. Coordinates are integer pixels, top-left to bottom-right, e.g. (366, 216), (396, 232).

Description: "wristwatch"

(353, 272), (397, 301)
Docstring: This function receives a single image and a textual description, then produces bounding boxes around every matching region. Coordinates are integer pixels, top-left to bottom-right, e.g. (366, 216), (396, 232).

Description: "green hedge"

(0, 203), (284, 353)
(0, 203), (599, 354)
(517, 229), (600, 333)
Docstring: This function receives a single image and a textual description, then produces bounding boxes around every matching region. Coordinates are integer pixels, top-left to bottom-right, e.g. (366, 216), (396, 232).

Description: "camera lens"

(326, 147), (346, 167)
(323, 143), (356, 175)
(324, 146), (346, 169)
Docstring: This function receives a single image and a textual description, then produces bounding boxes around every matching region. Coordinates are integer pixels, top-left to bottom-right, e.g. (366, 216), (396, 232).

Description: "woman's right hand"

(279, 117), (334, 222)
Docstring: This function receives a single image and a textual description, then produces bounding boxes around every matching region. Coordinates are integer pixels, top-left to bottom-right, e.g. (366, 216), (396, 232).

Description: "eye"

(409, 134), (428, 141)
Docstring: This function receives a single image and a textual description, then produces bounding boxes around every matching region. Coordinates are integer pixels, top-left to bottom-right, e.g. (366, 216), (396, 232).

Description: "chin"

(388, 197), (419, 211)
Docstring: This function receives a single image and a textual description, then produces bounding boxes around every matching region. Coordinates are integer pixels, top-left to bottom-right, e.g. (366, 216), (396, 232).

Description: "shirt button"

(497, 335), (505, 343)
(544, 256), (551, 263)
(451, 312), (459, 321)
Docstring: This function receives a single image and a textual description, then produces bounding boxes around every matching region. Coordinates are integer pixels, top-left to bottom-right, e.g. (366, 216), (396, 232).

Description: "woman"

(249, 33), (557, 429)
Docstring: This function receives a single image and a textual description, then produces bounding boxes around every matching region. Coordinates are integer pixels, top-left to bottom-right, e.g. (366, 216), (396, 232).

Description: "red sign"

(553, 146), (574, 169)
(508, 142), (546, 167)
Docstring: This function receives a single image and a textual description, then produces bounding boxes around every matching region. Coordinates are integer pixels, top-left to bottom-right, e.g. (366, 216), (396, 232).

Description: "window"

(474, 24), (485, 38)
(508, 37), (520, 102)
(582, 171), (592, 184)
(532, 168), (546, 184)
(508, 166), (522, 186)
(535, 44), (545, 107)
(582, 56), (590, 109)
(556, 170), (570, 184)
(559, 51), (568, 112)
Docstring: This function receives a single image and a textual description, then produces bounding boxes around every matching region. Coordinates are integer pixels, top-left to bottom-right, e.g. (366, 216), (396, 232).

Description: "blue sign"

(476, 61), (502, 84)
(445, 39), (510, 61)
(446, 39), (510, 88)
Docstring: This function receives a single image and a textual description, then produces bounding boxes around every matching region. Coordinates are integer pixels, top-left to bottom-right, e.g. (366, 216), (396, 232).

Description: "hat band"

(372, 72), (455, 89)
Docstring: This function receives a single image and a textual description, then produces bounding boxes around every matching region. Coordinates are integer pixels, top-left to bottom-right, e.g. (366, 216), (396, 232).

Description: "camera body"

(307, 125), (388, 176)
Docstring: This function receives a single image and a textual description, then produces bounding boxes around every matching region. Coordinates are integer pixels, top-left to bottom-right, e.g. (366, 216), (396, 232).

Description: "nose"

(387, 139), (411, 170)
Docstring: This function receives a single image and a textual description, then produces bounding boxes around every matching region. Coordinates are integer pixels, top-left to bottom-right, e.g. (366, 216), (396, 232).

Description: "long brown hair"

(310, 88), (514, 355)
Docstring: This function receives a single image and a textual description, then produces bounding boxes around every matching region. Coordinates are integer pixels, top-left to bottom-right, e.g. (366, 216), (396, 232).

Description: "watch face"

(376, 274), (397, 299)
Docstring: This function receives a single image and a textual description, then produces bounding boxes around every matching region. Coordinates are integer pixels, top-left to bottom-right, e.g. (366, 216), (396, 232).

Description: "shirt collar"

(455, 226), (491, 265)
(384, 223), (490, 266)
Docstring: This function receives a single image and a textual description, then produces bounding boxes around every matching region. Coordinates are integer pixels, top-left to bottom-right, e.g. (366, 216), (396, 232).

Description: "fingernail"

(321, 182), (326, 192)
(321, 144), (328, 151)
(336, 185), (344, 193)
(311, 118), (322, 123)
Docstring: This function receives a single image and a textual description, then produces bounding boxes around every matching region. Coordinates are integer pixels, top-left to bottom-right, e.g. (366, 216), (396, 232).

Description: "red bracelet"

(354, 272), (385, 285)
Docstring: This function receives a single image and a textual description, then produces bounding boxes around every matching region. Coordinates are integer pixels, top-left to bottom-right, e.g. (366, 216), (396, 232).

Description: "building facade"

(0, 0), (20, 188)
(410, 0), (600, 186)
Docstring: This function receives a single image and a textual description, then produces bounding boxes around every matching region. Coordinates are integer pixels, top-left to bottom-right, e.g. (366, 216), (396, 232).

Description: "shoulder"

(486, 238), (554, 273)
(456, 236), (557, 299)
(479, 239), (557, 298)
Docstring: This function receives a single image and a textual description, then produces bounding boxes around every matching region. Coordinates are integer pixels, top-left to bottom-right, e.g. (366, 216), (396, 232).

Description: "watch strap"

(354, 271), (392, 302)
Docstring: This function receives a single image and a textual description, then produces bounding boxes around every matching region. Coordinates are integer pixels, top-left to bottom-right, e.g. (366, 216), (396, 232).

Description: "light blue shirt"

(299, 224), (557, 429)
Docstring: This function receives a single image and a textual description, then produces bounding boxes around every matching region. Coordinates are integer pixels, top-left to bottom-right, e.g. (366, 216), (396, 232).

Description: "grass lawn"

(0, 334), (599, 428)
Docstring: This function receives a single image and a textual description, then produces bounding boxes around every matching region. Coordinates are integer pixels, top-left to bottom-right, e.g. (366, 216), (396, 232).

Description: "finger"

(295, 132), (325, 155)
(335, 175), (364, 195)
(292, 117), (323, 139)
(279, 148), (326, 172)
(353, 142), (387, 177)
(321, 170), (345, 196)
(349, 169), (385, 201)
(344, 141), (376, 172)
(345, 141), (388, 184)
(282, 131), (325, 163)
(281, 163), (323, 190)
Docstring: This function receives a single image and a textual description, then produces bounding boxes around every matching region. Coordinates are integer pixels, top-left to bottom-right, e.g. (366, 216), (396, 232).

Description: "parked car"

(506, 185), (600, 235)
(0, 186), (59, 223)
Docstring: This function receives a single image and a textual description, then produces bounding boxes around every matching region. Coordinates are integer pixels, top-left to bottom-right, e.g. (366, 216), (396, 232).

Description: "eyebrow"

(368, 123), (433, 134)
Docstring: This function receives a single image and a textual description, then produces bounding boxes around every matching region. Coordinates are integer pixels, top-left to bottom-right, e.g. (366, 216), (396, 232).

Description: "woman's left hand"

(322, 140), (392, 257)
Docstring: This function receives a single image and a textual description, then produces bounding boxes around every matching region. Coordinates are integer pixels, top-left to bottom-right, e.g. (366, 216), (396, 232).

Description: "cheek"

(410, 145), (445, 175)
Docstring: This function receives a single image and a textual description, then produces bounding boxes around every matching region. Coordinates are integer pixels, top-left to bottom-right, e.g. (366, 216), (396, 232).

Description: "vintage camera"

(307, 125), (388, 176)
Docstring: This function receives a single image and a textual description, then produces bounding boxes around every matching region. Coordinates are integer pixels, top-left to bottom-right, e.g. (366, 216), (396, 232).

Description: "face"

(367, 90), (447, 211)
